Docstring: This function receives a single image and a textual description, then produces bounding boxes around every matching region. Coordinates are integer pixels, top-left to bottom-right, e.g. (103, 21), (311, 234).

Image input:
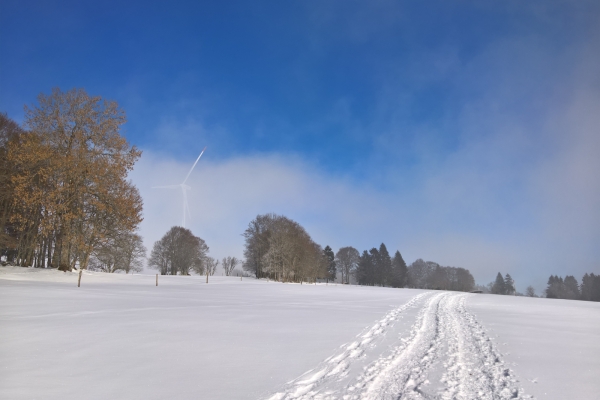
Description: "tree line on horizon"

(241, 213), (476, 292)
(1, 88), (144, 273)
(474, 271), (600, 303)
(545, 273), (600, 302)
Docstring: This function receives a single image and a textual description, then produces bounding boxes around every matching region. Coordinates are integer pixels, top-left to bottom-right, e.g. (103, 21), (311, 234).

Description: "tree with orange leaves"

(3, 88), (143, 270)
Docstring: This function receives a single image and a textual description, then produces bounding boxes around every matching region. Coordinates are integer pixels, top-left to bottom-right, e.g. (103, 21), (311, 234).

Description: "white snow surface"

(1, 266), (599, 399)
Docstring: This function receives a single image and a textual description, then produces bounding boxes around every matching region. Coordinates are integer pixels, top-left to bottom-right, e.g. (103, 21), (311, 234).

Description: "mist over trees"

(406, 259), (475, 292)
(490, 273), (516, 295)
(356, 244), (393, 286)
(347, 243), (473, 292)
(148, 226), (208, 275)
(88, 232), (146, 274)
(242, 213), (327, 282)
(241, 216), (475, 291)
(545, 273), (600, 302)
(0, 89), (143, 271)
(482, 271), (600, 302)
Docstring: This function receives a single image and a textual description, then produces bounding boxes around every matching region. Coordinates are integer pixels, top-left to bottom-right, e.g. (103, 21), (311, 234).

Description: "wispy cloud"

(122, 1), (600, 292)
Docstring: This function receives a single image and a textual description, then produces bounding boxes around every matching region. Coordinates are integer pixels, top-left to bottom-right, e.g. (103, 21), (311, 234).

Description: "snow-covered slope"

(1, 267), (598, 399)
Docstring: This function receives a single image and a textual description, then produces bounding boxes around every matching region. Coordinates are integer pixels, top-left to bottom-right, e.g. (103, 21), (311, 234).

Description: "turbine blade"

(181, 146), (207, 185)
(152, 185), (180, 189)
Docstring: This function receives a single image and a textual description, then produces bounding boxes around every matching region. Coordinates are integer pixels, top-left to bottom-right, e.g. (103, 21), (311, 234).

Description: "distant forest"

(475, 271), (600, 303)
(544, 274), (600, 302)
(242, 213), (476, 292)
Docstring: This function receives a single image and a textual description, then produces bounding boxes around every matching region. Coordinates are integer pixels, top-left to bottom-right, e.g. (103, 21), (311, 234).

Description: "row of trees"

(478, 272), (600, 302)
(241, 215), (475, 292)
(338, 245), (474, 291)
(546, 273), (600, 301)
(490, 273), (516, 295)
(355, 244), (408, 288)
(1, 89), (144, 271)
(242, 213), (329, 283)
(406, 259), (475, 292)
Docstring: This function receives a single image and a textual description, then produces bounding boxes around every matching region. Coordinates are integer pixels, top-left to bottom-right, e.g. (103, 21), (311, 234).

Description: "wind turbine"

(153, 147), (207, 228)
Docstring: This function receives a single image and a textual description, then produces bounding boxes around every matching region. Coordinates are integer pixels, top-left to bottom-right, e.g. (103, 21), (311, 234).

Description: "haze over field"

(2, 2), (599, 289)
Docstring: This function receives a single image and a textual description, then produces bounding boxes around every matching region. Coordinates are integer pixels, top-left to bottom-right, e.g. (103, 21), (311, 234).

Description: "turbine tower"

(153, 147), (206, 228)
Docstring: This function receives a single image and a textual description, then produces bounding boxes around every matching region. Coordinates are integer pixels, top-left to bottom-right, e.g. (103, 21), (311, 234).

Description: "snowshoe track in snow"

(267, 292), (532, 400)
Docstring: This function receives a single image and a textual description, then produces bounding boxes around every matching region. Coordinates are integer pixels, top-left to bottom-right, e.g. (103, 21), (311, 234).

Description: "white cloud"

(129, 98), (599, 293)
(128, 2), (600, 292)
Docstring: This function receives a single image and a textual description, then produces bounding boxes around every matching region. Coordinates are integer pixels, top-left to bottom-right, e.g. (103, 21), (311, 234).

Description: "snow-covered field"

(1, 267), (598, 399)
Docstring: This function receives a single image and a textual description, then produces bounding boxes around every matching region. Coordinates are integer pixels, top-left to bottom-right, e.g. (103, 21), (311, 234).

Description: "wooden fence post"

(77, 270), (82, 287)
(156, 274), (158, 286)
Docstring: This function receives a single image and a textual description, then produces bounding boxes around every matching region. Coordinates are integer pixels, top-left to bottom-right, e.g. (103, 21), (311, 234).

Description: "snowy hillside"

(1, 267), (598, 399)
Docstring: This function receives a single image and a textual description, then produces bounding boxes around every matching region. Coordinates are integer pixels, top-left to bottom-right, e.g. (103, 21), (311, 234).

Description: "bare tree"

(88, 232), (146, 273)
(206, 257), (219, 276)
(222, 256), (238, 276)
(243, 213), (327, 283)
(117, 233), (146, 274)
(204, 256), (219, 283)
(407, 259), (438, 289)
(148, 237), (169, 275)
(148, 227), (208, 275)
(526, 285), (536, 297)
(242, 214), (273, 278)
(88, 239), (121, 273)
(335, 246), (359, 284)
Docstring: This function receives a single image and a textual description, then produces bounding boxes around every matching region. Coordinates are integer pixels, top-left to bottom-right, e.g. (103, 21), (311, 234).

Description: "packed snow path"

(269, 292), (531, 400)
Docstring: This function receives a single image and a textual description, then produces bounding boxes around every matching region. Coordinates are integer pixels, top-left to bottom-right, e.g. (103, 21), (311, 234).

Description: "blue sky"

(2, 1), (599, 290)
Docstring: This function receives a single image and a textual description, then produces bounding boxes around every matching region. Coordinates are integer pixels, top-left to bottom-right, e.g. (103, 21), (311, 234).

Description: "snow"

(1, 266), (599, 399)
(468, 294), (600, 399)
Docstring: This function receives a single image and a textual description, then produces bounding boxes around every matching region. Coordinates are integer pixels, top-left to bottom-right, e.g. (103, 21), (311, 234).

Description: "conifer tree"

(491, 273), (506, 295)
(504, 274), (515, 295)
(580, 273), (600, 301)
(323, 245), (336, 282)
(563, 275), (580, 299)
(356, 250), (373, 286)
(545, 275), (564, 298)
(378, 243), (392, 286)
(369, 247), (381, 286)
(390, 250), (408, 288)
